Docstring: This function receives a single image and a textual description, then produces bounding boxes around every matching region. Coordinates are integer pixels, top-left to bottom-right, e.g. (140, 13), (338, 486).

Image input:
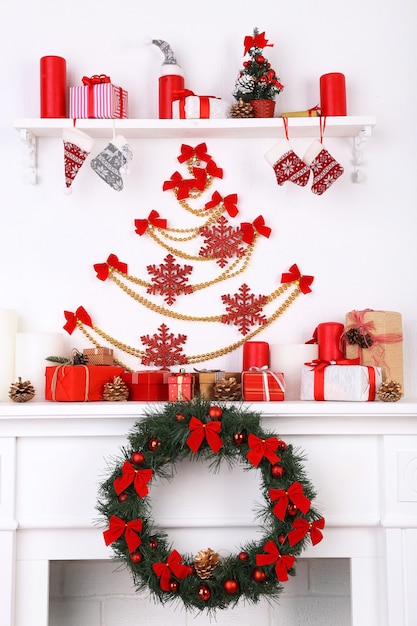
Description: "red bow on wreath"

(256, 540), (295, 582)
(152, 550), (194, 591)
(103, 515), (143, 552)
(269, 481), (311, 520)
(94, 253), (128, 281)
(288, 517), (325, 546)
(63, 306), (92, 334)
(177, 142), (212, 164)
(281, 263), (314, 294)
(240, 215), (271, 244)
(186, 416), (222, 453)
(244, 32), (273, 55)
(135, 210), (167, 235)
(205, 191), (239, 217)
(113, 460), (153, 498)
(246, 433), (280, 467)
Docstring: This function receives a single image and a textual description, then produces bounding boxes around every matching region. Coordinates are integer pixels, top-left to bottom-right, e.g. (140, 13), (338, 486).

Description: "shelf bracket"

(352, 125), (372, 183)
(19, 129), (37, 184)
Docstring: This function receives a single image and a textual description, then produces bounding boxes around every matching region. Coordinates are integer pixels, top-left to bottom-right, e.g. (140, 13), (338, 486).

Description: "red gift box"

(242, 368), (285, 401)
(45, 364), (125, 401)
(69, 76), (128, 119)
(168, 372), (197, 401)
(121, 370), (169, 401)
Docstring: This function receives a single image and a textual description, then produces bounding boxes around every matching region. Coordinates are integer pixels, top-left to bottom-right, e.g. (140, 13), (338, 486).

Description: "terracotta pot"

(249, 99), (275, 118)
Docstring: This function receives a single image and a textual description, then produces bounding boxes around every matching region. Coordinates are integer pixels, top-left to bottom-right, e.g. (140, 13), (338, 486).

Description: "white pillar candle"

(0, 310), (18, 402)
(270, 344), (318, 400)
(14, 333), (65, 401)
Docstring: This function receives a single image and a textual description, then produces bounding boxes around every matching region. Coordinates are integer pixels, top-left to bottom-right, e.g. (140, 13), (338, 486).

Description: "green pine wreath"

(97, 397), (325, 612)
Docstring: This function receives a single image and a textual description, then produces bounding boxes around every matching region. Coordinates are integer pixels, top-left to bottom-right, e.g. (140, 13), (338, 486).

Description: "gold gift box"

(198, 371), (241, 399)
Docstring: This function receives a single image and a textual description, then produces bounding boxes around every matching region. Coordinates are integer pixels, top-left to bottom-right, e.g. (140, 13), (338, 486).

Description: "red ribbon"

(152, 550), (194, 591)
(281, 263), (314, 294)
(288, 517), (325, 546)
(63, 306), (92, 334)
(205, 191), (239, 217)
(94, 253), (128, 281)
(177, 143), (211, 164)
(186, 416), (222, 453)
(269, 481), (311, 520)
(103, 515), (143, 552)
(246, 433), (281, 467)
(244, 32), (273, 55)
(134, 210), (167, 235)
(82, 74), (111, 86)
(240, 215), (272, 244)
(255, 540), (295, 582)
(113, 461), (153, 498)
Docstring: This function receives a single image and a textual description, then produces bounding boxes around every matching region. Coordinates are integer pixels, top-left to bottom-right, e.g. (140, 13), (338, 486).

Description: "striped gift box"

(69, 83), (128, 119)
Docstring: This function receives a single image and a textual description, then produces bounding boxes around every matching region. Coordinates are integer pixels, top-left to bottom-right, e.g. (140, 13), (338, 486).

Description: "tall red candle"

(317, 322), (345, 361)
(320, 73), (347, 116)
(40, 56), (67, 118)
(243, 341), (270, 370)
(159, 72), (185, 119)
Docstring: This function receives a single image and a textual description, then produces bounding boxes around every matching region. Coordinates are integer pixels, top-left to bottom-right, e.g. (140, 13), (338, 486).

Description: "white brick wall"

(49, 559), (351, 626)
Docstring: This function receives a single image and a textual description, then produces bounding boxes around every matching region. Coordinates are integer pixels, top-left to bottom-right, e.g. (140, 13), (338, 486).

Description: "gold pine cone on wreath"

(213, 376), (242, 401)
(9, 377), (35, 403)
(377, 380), (402, 402)
(229, 98), (255, 118)
(194, 548), (221, 579)
(103, 376), (129, 401)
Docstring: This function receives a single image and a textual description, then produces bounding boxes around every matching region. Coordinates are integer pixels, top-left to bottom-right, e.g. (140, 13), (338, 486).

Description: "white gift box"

(300, 364), (382, 401)
(172, 95), (230, 119)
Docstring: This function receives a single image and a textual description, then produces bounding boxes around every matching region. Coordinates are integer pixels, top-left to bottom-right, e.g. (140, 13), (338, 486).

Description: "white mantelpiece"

(1, 400), (417, 626)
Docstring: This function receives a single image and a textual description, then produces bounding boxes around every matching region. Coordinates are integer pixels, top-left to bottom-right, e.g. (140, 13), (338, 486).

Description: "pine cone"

(377, 380), (402, 402)
(103, 376), (129, 401)
(72, 348), (89, 365)
(344, 328), (374, 348)
(229, 98), (254, 118)
(213, 376), (241, 401)
(194, 548), (221, 579)
(9, 377), (35, 402)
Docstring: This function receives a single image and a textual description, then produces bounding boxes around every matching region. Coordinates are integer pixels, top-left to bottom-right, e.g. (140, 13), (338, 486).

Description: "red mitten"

(303, 139), (344, 195)
(265, 140), (310, 187)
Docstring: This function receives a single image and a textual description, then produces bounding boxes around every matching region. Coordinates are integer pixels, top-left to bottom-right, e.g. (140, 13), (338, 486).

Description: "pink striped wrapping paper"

(69, 83), (128, 119)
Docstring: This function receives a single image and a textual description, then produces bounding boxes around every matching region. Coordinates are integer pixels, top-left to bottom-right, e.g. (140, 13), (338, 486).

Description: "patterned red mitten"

(303, 139), (344, 195)
(265, 140), (310, 187)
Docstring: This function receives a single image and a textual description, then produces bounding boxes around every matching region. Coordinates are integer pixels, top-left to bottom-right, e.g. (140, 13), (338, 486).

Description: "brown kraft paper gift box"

(198, 371), (241, 400)
(83, 347), (114, 365)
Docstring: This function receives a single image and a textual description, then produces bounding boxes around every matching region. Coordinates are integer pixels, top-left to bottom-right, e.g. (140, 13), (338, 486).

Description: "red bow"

(103, 515), (143, 552)
(288, 517), (325, 546)
(281, 263), (314, 294)
(82, 74), (111, 85)
(246, 433), (280, 467)
(113, 461), (153, 498)
(163, 171), (193, 200)
(177, 143), (211, 164)
(190, 167), (209, 190)
(240, 215), (272, 244)
(186, 416), (222, 454)
(269, 481), (311, 520)
(306, 357), (360, 373)
(93, 253), (128, 281)
(63, 306), (92, 334)
(205, 159), (223, 179)
(152, 549), (194, 591)
(205, 191), (239, 217)
(134, 210), (167, 235)
(256, 540), (295, 582)
(243, 32), (273, 55)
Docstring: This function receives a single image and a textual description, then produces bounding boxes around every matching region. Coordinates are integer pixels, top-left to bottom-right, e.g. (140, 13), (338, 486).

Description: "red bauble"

(233, 431), (246, 446)
(287, 503), (298, 516)
(147, 437), (161, 452)
(118, 492), (128, 502)
(176, 412), (186, 422)
(208, 406), (223, 420)
(270, 464), (285, 479)
(169, 579), (179, 592)
(258, 75), (268, 83)
(238, 551), (249, 561)
(277, 439), (287, 451)
(267, 70), (276, 81)
(131, 451), (145, 465)
(252, 568), (267, 583)
(243, 61), (252, 68)
(198, 584), (211, 601)
(149, 539), (158, 549)
(256, 55), (265, 64)
(223, 579), (239, 594)
(130, 551), (143, 563)
(278, 533), (287, 544)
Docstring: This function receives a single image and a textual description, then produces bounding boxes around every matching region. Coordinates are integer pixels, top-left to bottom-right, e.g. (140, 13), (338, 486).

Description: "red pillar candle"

(319, 73), (347, 116)
(40, 55), (67, 118)
(242, 341), (270, 370)
(317, 322), (345, 361)
(159, 72), (185, 119)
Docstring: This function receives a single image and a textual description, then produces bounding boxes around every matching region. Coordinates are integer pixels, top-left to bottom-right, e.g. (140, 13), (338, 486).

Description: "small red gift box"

(242, 369), (285, 401)
(45, 364), (124, 401)
(168, 372), (197, 401)
(69, 76), (128, 119)
(83, 347), (114, 366)
(121, 370), (169, 401)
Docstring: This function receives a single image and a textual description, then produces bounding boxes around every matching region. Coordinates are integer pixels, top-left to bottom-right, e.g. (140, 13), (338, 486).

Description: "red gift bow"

(244, 32), (273, 55)
(186, 416), (223, 453)
(256, 540), (295, 582)
(82, 74), (111, 86)
(94, 253), (128, 281)
(63, 306), (92, 334)
(288, 517), (325, 546)
(269, 481), (311, 520)
(135, 210), (167, 236)
(246, 433), (281, 467)
(281, 263), (314, 294)
(162, 171), (196, 200)
(103, 515), (143, 552)
(177, 142), (212, 164)
(173, 91), (219, 119)
(152, 549), (194, 591)
(205, 191), (239, 217)
(240, 215), (271, 245)
(205, 159), (223, 179)
(113, 460), (153, 498)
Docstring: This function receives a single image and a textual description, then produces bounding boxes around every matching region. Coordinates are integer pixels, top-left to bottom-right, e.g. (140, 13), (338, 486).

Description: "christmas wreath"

(97, 398), (325, 611)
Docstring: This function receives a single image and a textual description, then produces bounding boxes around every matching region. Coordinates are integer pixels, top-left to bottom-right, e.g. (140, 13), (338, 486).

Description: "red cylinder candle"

(40, 56), (67, 118)
(320, 73), (347, 116)
(243, 341), (270, 371)
(317, 322), (345, 361)
(159, 73), (185, 119)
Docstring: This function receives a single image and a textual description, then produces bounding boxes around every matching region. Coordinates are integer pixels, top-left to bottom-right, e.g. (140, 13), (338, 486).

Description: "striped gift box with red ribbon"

(69, 83), (128, 119)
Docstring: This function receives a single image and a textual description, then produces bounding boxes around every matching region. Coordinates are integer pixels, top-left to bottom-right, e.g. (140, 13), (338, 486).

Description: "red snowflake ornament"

(199, 215), (245, 268)
(221, 284), (268, 335)
(141, 323), (188, 367)
(147, 254), (193, 305)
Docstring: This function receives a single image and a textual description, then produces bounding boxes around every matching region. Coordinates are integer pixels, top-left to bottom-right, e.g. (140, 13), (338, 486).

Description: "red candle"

(40, 56), (67, 118)
(159, 73), (185, 119)
(317, 322), (345, 361)
(320, 73), (347, 116)
(243, 341), (270, 371)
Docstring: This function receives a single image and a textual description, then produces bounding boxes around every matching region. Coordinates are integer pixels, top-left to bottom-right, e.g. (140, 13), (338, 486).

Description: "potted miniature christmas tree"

(232, 28), (284, 118)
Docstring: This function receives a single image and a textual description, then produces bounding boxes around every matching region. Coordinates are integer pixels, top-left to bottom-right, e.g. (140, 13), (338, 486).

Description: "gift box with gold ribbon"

(168, 371), (198, 401)
(45, 364), (124, 401)
(242, 368), (285, 401)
